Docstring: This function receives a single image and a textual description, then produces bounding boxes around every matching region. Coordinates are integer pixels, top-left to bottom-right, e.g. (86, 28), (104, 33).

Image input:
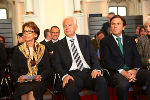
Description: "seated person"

(134, 25), (142, 43)
(17, 33), (25, 46)
(137, 17), (150, 68)
(138, 25), (147, 37)
(54, 16), (109, 100)
(41, 29), (51, 45)
(0, 35), (5, 44)
(91, 31), (105, 60)
(100, 15), (150, 100)
(0, 43), (7, 78)
(11, 21), (50, 100)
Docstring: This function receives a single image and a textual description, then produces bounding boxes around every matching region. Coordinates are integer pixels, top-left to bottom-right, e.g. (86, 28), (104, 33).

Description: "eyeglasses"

(23, 30), (35, 33)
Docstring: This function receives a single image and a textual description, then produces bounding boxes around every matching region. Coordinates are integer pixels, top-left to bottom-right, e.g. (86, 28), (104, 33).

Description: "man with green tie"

(100, 15), (150, 100)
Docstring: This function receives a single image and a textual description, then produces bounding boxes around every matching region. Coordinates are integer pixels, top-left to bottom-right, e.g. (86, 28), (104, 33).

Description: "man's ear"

(75, 25), (78, 31)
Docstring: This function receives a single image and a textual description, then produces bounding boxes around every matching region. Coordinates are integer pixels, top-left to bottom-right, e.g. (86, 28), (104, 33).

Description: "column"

(25, 0), (34, 15)
(64, 0), (74, 16)
(73, 0), (86, 35)
(74, 0), (81, 13)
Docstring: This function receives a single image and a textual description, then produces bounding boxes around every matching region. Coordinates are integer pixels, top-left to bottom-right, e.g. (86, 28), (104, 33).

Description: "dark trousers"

(110, 69), (150, 100)
(64, 69), (109, 100)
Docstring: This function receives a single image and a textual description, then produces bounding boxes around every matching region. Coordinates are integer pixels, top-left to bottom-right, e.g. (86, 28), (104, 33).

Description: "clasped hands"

(121, 69), (137, 82)
(18, 75), (42, 83)
(62, 70), (102, 88)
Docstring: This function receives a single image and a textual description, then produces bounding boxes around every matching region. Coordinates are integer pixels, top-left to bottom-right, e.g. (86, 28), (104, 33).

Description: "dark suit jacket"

(0, 43), (7, 78)
(101, 22), (110, 36)
(91, 38), (98, 53)
(11, 45), (50, 83)
(54, 35), (101, 78)
(100, 34), (142, 73)
(40, 40), (47, 45)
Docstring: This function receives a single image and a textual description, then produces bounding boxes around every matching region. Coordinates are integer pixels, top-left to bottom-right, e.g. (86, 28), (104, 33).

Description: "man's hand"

(121, 70), (131, 80)
(91, 70), (102, 78)
(128, 69), (137, 82)
(34, 75), (42, 82)
(63, 75), (74, 88)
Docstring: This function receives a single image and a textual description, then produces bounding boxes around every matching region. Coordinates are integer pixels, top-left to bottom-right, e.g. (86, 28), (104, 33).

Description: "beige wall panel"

(44, 0), (65, 39)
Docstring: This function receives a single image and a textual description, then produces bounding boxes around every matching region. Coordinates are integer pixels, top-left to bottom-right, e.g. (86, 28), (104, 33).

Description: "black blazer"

(100, 34), (142, 73)
(41, 39), (47, 45)
(11, 45), (50, 83)
(101, 22), (110, 36)
(54, 35), (101, 78)
(0, 43), (7, 78)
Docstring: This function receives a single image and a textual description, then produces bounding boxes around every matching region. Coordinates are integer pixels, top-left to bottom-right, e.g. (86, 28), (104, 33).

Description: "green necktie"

(116, 37), (123, 55)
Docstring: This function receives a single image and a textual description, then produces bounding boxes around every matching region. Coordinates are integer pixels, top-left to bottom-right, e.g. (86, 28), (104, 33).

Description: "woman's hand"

(18, 76), (27, 83)
(34, 75), (42, 82)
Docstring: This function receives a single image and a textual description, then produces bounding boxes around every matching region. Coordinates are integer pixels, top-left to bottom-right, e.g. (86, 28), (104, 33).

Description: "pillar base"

(26, 12), (34, 15)
(74, 10), (82, 13)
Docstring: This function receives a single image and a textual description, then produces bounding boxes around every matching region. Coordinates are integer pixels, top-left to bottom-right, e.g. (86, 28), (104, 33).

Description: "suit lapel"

(76, 35), (86, 58)
(109, 35), (123, 57)
(122, 35), (129, 57)
(61, 37), (72, 62)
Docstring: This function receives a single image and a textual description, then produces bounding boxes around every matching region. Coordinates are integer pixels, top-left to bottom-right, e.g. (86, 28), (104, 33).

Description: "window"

(0, 9), (7, 19)
(109, 6), (126, 16)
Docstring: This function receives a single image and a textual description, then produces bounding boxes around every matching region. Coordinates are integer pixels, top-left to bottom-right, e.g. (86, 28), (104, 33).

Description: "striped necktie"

(116, 37), (123, 55)
(70, 39), (84, 71)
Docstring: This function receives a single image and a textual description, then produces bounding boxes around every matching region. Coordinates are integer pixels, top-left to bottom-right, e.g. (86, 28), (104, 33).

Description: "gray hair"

(144, 16), (150, 26)
(63, 16), (77, 25)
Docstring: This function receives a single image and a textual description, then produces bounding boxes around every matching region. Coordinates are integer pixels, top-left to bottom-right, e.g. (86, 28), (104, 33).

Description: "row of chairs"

(47, 68), (148, 100)
(0, 65), (148, 100)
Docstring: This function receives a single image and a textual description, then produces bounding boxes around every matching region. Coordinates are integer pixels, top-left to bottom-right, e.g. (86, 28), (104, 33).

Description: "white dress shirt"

(112, 34), (124, 73)
(66, 34), (90, 71)
(45, 39), (50, 42)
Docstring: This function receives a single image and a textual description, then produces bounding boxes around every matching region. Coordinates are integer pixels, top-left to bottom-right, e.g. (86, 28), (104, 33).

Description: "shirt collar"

(52, 39), (59, 43)
(45, 39), (49, 42)
(66, 34), (77, 42)
(112, 34), (123, 40)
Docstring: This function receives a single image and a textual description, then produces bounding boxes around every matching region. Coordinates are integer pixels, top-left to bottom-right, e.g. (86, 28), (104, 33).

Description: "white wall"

(82, 1), (107, 35)
(142, 0), (150, 21)
(44, 0), (66, 40)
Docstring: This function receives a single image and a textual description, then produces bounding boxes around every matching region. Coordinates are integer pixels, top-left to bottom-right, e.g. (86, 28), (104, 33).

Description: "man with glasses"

(46, 26), (61, 92)
(50, 26), (60, 43)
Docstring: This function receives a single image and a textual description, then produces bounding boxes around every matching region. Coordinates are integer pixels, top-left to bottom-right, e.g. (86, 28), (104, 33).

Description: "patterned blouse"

(137, 35), (150, 67)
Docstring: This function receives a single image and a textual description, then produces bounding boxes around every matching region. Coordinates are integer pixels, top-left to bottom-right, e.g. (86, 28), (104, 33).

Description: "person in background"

(0, 35), (5, 44)
(0, 42), (7, 79)
(138, 25), (147, 37)
(50, 26), (60, 43)
(137, 17), (150, 68)
(101, 12), (115, 36)
(45, 26), (60, 53)
(41, 29), (51, 45)
(17, 33), (25, 46)
(11, 21), (50, 100)
(100, 15), (150, 100)
(54, 16), (109, 100)
(91, 31), (105, 60)
(45, 26), (61, 92)
(134, 25), (142, 43)
(96, 31), (105, 60)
